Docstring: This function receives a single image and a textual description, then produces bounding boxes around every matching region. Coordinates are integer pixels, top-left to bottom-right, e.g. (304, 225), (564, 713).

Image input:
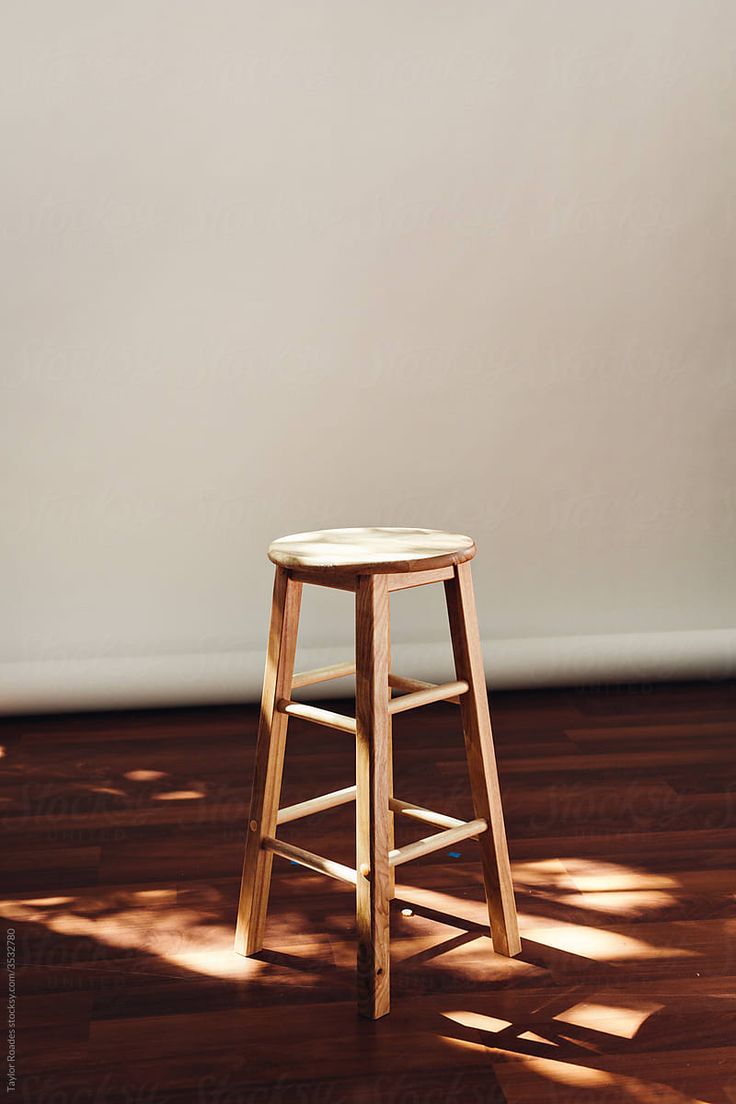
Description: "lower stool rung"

(262, 835), (357, 885)
(388, 817), (488, 869)
(388, 679), (469, 715)
(388, 672), (463, 704)
(266, 805), (486, 884)
(390, 796), (475, 832)
(276, 699), (357, 734)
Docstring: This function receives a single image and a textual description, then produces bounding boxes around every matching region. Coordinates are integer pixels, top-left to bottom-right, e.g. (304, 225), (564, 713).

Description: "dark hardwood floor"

(1, 679), (735, 1102)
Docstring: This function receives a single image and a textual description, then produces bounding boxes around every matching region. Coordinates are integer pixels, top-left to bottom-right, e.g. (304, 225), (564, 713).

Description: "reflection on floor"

(1, 679), (735, 1102)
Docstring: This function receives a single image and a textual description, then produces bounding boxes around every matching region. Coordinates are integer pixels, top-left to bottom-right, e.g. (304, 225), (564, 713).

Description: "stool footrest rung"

(263, 836), (357, 885)
(388, 817), (488, 868)
(388, 672), (463, 704)
(276, 699), (357, 734)
(389, 797), (472, 832)
(291, 661), (356, 690)
(387, 679), (469, 715)
(277, 785), (357, 825)
(266, 802), (486, 883)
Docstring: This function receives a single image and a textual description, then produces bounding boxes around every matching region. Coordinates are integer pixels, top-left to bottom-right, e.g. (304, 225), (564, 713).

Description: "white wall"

(2, 1), (735, 712)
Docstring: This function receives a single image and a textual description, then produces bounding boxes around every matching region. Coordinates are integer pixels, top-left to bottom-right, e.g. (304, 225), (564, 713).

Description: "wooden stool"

(234, 527), (521, 1018)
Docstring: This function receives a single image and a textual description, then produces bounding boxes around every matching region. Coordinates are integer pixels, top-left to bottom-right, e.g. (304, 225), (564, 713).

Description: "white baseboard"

(1, 628), (734, 714)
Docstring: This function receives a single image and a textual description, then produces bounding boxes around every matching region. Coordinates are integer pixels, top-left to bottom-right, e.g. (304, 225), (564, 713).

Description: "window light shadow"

(1, 856), (727, 1104)
(436, 1003), (721, 1103)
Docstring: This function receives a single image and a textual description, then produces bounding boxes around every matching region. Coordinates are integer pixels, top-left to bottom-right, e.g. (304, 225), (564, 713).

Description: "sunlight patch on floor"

(442, 1011), (562, 1051)
(511, 859), (578, 889)
(153, 790), (205, 800)
(494, 1053), (713, 1103)
(556, 889), (678, 914)
(12, 896), (74, 907)
(0, 895), (263, 979)
(517, 1030), (559, 1047)
(442, 1010), (512, 1033)
(436, 1034), (493, 1056)
(167, 947), (263, 977)
(567, 868), (681, 892)
(392, 883), (490, 928)
(526, 918), (697, 960)
(503, 1055), (613, 1087)
(554, 1000), (663, 1039)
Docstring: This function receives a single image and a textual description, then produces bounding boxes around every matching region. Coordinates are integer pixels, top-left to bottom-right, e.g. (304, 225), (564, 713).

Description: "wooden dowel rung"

(388, 672), (462, 704)
(262, 836), (357, 885)
(291, 661), (356, 690)
(388, 817), (487, 868)
(387, 679), (469, 715)
(276, 699), (357, 734)
(277, 785), (357, 825)
(389, 796), (468, 831)
(388, 673), (433, 693)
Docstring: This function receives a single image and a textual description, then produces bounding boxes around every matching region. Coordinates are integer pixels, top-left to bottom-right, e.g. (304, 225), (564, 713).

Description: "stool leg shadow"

(252, 947), (352, 982)
(392, 896), (491, 967)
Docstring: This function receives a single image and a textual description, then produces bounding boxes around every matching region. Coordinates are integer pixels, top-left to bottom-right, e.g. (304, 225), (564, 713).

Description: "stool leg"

(235, 566), (302, 956)
(355, 574), (391, 1018)
(386, 598), (396, 901)
(444, 562), (521, 957)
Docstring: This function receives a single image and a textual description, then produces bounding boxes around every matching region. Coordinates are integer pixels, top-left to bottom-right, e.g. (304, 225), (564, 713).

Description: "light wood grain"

(288, 568), (357, 592)
(276, 785), (356, 825)
(389, 795), (482, 833)
(234, 567), (302, 956)
(388, 672), (462, 704)
(387, 565), (455, 591)
(355, 573), (391, 1019)
(262, 836), (357, 885)
(237, 531), (518, 1014)
(269, 527), (476, 575)
(444, 561), (521, 957)
(291, 661), (355, 690)
(276, 699), (357, 734)
(386, 593), (395, 900)
(388, 817), (488, 868)
(387, 679), (469, 715)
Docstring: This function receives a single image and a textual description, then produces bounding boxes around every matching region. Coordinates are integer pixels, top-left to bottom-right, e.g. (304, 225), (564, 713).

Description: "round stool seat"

(268, 526), (476, 575)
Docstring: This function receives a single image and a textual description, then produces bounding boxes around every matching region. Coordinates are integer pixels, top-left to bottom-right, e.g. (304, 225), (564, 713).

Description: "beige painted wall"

(2, 1), (735, 710)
